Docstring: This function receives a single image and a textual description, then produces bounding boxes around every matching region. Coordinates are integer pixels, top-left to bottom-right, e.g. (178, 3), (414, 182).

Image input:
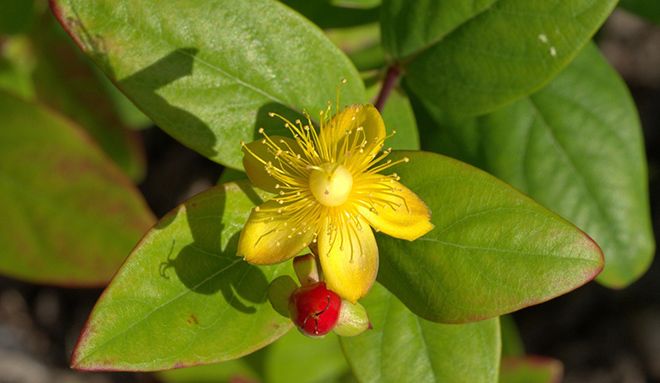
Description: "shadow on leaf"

(252, 101), (307, 141)
(159, 185), (268, 314)
(118, 47), (218, 159)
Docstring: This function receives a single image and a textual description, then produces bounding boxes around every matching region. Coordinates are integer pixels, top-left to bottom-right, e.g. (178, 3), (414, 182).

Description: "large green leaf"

(341, 283), (500, 383)
(51, 0), (366, 169)
(391, 0), (617, 117)
(158, 359), (260, 383)
(71, 182), (294, 371)
(159, 320), (350, 383)
(264, 330), (349, 383)
(0, 91), (154, 286)
(99, 76), (153, 130)
(0, 11), (147, 181)
(381, 0), (496, 59)
(418, 44), (654, 288)
(333, 0), (381, 8)
(30, 13), (146, 180)
(325, 23), (383, 71)
(282, 0), (380, 29)
(377, 151), (603, 322)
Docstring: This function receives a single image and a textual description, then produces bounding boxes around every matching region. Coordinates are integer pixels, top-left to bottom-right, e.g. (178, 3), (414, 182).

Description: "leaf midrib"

(417, 237), (598, 264)
(174, 48), (292, 110)
(76, 257), (243, 366)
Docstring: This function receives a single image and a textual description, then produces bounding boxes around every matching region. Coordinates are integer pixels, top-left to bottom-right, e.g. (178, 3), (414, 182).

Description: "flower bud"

(289, 282), (341, 337)
(293, 254), (320, 286)
(267, 275), (298, 317)
(334, 299), (371, 337)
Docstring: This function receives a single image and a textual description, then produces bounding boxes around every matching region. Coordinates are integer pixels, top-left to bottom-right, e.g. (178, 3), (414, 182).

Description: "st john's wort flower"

(237, 103), (433, 302)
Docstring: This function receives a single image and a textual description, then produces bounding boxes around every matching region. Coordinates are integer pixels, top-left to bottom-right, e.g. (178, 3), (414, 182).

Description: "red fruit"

(288, 282), (342, 336)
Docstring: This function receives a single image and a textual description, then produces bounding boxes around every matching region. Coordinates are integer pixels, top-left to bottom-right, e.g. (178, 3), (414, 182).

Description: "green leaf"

(333, 0), (381, 8)
(365, 84), (419, 150)
(98, 74), (153, 130)
(377, 151), (603, 323)
(341, 283), (500, 383)
(325, 23), (383, 71)
(30, 14), (146, 180)
(0, 11), (147, 181)
(158, 359), (260, 383)
(347, 43), (386, 72)
(51, 0), (366, 169)
(499, 357), (563, 383)
(0, 91), (154, 286)
(282, 0), (380, 29)
(264, 330), (349, 383)
(0, 0), (34, 35)
(418, 44), (654, 288)
(394, 0), (617, 117)
(159, 321), (350, 383)
(218, 168), (248, 185)
(71, 181), (294, 371)
(620, 0), (660, 24)
(500, 316), (524, 357)
(381, 0), (496, 59)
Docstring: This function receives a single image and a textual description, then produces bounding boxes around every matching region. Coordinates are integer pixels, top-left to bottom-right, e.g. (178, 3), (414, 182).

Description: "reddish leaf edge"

(382, 241), (603, 325)
(478, 228), (605, 323)
(70, 182), (293, 372)
(47, 0), (148, 183)
(0, 89), (155, 288)
(49, 0), (84, 52)
(382, 151), (605, 324)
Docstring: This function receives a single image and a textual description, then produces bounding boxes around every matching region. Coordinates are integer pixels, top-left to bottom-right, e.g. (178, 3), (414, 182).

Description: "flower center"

(309, 163), (353, 207)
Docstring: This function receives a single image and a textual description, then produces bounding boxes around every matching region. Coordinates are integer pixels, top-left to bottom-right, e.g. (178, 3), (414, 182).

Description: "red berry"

(288, 282), (342, 336)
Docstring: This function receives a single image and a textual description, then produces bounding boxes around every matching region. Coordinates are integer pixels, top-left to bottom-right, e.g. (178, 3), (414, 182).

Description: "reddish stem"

(374, 65), (400, 112)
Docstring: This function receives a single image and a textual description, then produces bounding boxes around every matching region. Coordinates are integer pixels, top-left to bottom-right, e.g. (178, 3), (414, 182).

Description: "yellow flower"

(238, 103), (433, 302)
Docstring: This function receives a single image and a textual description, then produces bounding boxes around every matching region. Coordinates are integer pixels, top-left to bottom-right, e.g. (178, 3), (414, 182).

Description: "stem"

(374, 65), (400, 112)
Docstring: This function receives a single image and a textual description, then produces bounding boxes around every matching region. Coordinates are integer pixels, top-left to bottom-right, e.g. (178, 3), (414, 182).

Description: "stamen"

(245, 93), (414, 265)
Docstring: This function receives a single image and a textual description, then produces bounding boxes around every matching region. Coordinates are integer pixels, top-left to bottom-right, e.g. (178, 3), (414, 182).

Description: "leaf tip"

(69, 322), (94, 371)
(581, 230), (606, 282)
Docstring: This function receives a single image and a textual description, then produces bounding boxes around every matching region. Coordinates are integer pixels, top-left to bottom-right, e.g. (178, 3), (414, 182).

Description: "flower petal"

(322, 104), (386, 160)
(356, 179), (434, 241)
(318, 215), (378, 303)
(242, 136), (300, 193)
(238, 199), (314, 264)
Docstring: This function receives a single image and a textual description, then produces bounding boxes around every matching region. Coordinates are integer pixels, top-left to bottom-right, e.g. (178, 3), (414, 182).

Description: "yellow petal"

(242, 136), (300, 193)
(356, 179), (434, 241)
(322, 104), (386, 159)
(318, 215), (378, 303)
(237, 200), (314, 264)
